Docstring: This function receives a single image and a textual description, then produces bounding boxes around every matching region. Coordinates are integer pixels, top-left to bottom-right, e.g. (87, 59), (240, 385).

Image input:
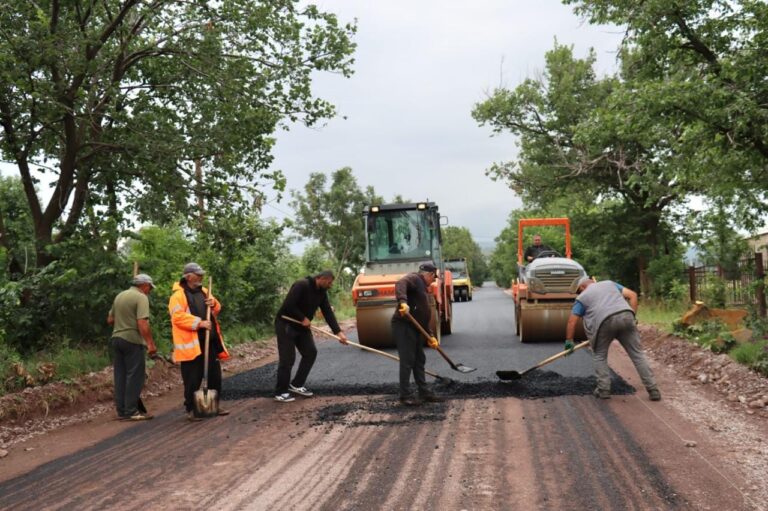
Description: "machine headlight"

(528, 277), (546, 294)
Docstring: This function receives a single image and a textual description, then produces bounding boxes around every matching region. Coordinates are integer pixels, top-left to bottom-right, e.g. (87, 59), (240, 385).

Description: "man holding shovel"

(107, 274), (158, 421)
(392, 263), (444, 406)
(169, 262), (230, 420)
(565, 277), (661, 401)
(274, 270), (348, 403)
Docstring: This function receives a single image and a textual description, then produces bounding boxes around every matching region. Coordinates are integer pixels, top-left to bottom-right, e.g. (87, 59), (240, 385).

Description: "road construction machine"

(513, 218), (587, 343)
(352, 202), (453, 347)
(445, 258), (472, 302)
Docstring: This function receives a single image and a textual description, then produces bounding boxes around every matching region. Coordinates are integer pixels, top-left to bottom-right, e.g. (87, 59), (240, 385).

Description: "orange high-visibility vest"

(169, 281), (229, 363)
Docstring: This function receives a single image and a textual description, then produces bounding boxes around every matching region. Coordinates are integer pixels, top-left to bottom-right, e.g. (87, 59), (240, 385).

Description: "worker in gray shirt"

(565, 277), (661, 401)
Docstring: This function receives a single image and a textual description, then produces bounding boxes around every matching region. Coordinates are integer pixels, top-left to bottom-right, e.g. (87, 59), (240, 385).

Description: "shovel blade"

(455, 364), (476, 374)
(193, 388), (219, 418)
(496, 370), (522, 381)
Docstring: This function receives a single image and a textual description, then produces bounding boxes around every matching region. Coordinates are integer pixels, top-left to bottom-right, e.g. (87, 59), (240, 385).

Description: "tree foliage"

(473, 43), (697, 294)
(290, 167), (381, 278)
(0, 0), (356, 266)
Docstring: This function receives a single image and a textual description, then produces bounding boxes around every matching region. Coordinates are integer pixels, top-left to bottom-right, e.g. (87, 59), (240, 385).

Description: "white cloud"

(267, 1), (625, 249)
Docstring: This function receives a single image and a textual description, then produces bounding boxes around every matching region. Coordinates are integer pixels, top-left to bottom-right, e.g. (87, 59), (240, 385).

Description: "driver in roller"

(524, 234), (554, 263)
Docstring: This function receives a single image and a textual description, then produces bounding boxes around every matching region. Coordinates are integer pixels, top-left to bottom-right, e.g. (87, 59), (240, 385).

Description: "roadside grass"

(641, 298), (768, 378)
(637, 299), (687, 332)
(1, 292), (358, 396)
(0, 343), (111, 396)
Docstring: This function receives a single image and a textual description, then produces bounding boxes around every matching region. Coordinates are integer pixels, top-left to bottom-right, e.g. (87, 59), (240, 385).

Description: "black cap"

(419, 262), (438, 274)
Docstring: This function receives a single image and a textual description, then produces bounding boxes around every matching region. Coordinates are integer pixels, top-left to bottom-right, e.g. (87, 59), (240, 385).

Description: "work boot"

(419, 392), (445, 403)
(187, 410), (203, 422)
(593, 388), (611, 399)
(399, 395), (422, 407)
(648, 388), (662, 401)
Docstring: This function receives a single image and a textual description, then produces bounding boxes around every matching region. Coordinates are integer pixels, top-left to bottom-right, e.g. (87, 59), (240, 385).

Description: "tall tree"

(0, 1), (356, 267)
(290, 167), (381, 278)
(565, 0), (768, 216)
(473, 43), (698, 294)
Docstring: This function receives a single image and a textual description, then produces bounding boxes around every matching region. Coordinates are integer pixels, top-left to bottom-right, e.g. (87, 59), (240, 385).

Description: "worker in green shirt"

(108, 274), (158, 420)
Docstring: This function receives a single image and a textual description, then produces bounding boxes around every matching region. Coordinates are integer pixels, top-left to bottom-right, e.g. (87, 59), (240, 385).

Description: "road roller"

(512, 218), (587, 343)
(352, 202), (453, 348)
(445, 257), (472, 302)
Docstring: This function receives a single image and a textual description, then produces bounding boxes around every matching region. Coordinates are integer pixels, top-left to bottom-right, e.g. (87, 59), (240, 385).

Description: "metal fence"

(687, 253), (767, 316)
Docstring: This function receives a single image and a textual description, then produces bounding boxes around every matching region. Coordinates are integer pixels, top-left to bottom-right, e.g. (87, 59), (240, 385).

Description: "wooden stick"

(280, 315), (442, 379)
(523, 340), (590, 375)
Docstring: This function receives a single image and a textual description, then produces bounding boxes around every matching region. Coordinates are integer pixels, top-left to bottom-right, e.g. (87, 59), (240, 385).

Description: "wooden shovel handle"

(402, 311), (457, 369)
(530, 340), (590, 372)
(280, 315), (441, 379)
(202, 276), (213, 389)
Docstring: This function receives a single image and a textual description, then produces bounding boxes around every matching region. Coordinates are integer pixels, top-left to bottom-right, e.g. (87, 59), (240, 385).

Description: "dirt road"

(0, 285), (764, 510)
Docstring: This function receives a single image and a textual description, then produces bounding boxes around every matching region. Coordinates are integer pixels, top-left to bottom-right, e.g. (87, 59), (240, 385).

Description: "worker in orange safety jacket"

(169, 262), (230, 421)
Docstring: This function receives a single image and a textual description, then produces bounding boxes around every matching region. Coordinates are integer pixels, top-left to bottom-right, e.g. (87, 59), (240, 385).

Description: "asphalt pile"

(223, 362), (635, 401)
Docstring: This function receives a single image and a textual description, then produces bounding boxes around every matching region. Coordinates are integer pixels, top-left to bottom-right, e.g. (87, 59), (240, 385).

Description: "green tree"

(441, 226), (488, 285)
(0, 177), (34, 277)
(0, 1), (356, 267)
(565, 0), (768, 210)
(291, 167), (380, 279)
(473, 43), (697, 294)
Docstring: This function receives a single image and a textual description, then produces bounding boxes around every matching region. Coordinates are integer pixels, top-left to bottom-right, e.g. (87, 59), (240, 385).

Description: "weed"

(638, 299), (688, 332)
(729, 340), (768, 366)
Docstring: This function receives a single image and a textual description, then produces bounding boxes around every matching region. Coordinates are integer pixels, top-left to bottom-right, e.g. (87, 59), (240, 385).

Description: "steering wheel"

(532, 250), (561, 260)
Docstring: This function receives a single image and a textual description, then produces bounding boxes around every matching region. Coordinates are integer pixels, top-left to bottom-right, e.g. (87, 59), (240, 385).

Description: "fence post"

(756, 253), (767, 318)
(688, 266), (696, 303)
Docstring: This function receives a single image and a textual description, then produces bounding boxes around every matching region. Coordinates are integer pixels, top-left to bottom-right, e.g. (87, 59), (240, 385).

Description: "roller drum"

(518, 301), (586, 343)
(356, 302), (397, 348)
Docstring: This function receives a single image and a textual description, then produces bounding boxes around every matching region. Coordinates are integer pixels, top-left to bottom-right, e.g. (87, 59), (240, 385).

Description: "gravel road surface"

(0, 284), (761, 511)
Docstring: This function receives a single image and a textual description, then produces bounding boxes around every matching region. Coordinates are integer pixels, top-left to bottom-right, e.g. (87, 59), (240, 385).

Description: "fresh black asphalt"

(224, 283), (634, 399)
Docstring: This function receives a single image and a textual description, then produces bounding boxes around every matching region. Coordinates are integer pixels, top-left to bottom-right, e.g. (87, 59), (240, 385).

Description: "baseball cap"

(133, 273), (156, 289)
(419, 262), (438, 274)
(183, 262), (205, 276)
(576, 276), (592, 289)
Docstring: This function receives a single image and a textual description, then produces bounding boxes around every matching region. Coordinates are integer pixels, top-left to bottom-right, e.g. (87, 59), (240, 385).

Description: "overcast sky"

(264, 1), (625, 249)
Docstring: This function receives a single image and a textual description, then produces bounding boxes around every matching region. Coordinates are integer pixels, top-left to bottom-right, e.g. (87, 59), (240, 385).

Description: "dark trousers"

(110, 337), (146, 417)
(180, 354), (222, 412)
(392, 320), (428, 398)
(275, 319), (317, 394)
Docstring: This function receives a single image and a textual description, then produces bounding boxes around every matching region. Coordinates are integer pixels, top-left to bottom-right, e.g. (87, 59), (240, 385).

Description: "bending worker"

(392, 262), (444, 406)
(565, 277), (661, 401)
(274, 270), (348, 403)
(169, 262), (230, 421)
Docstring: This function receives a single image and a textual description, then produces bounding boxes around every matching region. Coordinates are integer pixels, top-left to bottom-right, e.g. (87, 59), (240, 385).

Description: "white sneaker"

(274, 393), (295, 403)
(289, 384), (314, 397)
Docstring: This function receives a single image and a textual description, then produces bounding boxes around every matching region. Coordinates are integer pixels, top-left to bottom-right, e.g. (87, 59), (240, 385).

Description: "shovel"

(403, 311), (476, 374)
(280, 315), (444, 380)
(496, 340), (590, 381)
(193, 276), (219, 417)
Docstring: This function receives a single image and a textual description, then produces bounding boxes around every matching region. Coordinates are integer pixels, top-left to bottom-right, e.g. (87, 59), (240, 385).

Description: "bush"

(0, 341), (22, 396)
(729, 340), (768, 366)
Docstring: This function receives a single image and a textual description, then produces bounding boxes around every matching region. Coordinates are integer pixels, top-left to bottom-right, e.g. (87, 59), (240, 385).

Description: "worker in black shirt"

(392, 262), (444, 406)
(524, 234), (554, 262)
(274, 270), (348, 402)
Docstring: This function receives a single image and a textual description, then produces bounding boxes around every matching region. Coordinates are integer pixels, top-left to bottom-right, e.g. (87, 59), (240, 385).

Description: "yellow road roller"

(352, 202), (453, 348)
(512, 218), (587, 343)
